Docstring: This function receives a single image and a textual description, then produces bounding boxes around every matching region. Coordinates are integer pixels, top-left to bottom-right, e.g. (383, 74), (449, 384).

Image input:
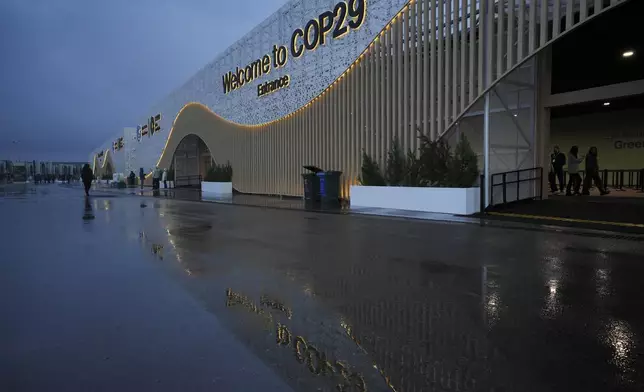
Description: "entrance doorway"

(550, 94), (644, 197)
(486, 0), (644, 231)
(171, 134), (212, 188)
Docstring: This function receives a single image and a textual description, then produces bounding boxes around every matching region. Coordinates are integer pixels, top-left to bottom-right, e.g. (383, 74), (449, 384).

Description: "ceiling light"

(622, 50), (634, 58)
(603, 102), (611, 106)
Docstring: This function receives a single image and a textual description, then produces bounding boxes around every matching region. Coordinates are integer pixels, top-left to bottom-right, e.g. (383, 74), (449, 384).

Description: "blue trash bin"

(316, 171), (342, 206)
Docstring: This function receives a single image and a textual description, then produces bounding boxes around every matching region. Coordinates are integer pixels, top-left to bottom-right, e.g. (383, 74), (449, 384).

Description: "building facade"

(90, 0), (629, 203)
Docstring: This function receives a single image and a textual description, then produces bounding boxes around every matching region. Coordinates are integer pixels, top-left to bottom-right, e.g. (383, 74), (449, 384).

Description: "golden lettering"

(294, 336), (308, 363)
(225, 290), (368, 390)
(260, 295), (293, 319)
(305, 344), (322, 375)
(276, 323), (292, 345)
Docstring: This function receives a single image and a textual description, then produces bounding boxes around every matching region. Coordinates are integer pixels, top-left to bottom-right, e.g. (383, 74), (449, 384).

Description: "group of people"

(78, 164), (172, 198)
(549, 145), (610, 196)
(125, 167), (168, 190)
(151, 167), (168, 190)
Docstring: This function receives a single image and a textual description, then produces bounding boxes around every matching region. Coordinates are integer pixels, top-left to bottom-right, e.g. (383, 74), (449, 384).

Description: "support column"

(484, 92), (491, 208)
(536, 46), (552, 200)
(482, 0), (491, 208)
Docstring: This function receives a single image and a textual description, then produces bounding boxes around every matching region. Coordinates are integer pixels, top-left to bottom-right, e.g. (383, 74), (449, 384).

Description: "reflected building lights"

(595, 268), (610, 299)
(485, 291), (501, 327)
(605, 318), (636, 383)
(484, 275), (501, 327)
(542, 278), (561, 320)
(339, 318), (398, 392)
(542, 255), (562, 319)
(549, 279), (558, 296)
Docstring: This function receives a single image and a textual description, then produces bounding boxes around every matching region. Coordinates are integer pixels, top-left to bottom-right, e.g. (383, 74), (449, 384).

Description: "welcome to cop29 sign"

(222, 0), (367, 98)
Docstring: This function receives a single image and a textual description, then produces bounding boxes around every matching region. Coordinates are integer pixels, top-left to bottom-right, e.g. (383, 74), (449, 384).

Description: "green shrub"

(358, 132), (479, 188)
(117, 180), (127, 189)
(385, 137), (406, 186)
(358, 150), (385, 186)
(403, 149), (423, 187)
(204, 161), (233, 182)
(448, 132), (480, 187)
(418, 134), (452, 187)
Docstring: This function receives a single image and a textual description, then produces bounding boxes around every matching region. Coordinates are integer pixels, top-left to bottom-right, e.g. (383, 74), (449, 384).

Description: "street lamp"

(622, 50), (635, 58)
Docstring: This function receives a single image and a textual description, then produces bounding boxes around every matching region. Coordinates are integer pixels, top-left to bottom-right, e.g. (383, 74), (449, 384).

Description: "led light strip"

(153, 0), (414, 169)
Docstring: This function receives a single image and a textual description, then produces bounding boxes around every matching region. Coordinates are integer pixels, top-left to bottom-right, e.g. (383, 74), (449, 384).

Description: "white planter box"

(201, 181), (233, 196)
(350, 186), (481, 215)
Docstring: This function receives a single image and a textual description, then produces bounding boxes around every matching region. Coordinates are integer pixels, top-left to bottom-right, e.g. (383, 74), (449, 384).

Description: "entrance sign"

(258, 75), (290, 97)
(614, 140), (644, 149)
(138, 114), (162, 140)
(290, 0), (366, 58)
(221, 0), (367, 95)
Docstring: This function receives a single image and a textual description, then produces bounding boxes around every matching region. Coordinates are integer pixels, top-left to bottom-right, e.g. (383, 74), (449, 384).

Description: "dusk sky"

(0, 0), (290, 162)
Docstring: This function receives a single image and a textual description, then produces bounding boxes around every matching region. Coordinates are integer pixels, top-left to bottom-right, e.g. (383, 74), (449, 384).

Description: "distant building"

(0, 160), (85, 180)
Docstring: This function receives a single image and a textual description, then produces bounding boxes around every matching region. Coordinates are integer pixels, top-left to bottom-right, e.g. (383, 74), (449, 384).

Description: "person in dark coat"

(582, 146), (610, 196)
(81, 164), (93, 197)
(139, 168), (145, 190)
(549, 145), (566, 193)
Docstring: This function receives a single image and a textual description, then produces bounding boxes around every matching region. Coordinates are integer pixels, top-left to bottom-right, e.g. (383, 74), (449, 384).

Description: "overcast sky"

(0, 0), (290, 162)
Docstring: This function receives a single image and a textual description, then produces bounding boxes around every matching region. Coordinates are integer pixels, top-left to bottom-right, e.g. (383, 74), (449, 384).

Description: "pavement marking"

(486, 212), (644, 229)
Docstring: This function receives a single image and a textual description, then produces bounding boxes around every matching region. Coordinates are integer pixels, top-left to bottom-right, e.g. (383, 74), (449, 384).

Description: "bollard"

(480, 174), (485, 213)
(602, 169), (608, 189)
(539, 167), (544, 200)
(502, 173), (507, 204)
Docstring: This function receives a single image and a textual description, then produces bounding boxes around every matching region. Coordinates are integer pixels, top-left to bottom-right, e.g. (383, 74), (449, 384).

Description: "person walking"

(162, 168), (168, 189)
(81, 164), (93, 197)
(565, 146), (583, 196)
(582, 146), (610, 196)
(549, 146), (566, 194)
(139, 168), (145, 190)
(152, 167), (161, 190)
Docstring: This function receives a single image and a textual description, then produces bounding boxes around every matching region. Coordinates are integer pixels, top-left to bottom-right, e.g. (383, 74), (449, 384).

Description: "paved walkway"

(2, 184), (644, 391)
(488, 194), (644, 233)
(0, 186), (293, 392)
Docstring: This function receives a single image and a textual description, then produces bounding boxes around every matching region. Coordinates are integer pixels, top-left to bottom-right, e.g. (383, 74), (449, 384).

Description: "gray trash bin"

(302, 166), (322, 203)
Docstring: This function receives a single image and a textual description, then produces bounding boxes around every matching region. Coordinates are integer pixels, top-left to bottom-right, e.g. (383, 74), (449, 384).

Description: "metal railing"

(564, 169), (644, 191)
(489, 167), (543, 208)
(175, 175), (202, 188)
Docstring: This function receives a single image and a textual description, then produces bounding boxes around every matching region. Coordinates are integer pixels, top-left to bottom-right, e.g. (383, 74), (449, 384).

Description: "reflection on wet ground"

(0, 183), (37, 198)
(104, 186), (350, 213)
(3, 185), (644, 392)
(140, 194), (644, 391)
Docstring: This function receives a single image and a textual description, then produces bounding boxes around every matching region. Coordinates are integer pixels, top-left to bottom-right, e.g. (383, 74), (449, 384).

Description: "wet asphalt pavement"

(1, 184), (643, 392)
